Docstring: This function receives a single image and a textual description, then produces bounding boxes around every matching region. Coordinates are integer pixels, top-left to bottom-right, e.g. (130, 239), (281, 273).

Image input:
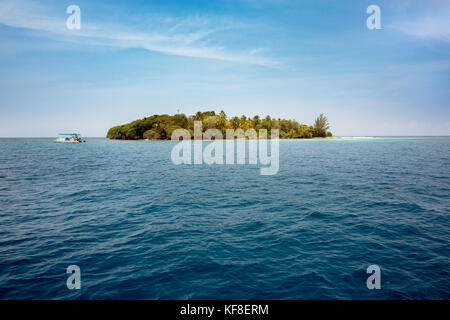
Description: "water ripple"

(0, 138), (449, 299)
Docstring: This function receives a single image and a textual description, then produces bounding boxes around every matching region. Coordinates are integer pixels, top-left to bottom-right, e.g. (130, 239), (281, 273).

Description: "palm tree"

(252, 115), (260, 128)
(230, 116), (240, 129)
(194, 111), (203, 121)
(314, 113), (330, 137)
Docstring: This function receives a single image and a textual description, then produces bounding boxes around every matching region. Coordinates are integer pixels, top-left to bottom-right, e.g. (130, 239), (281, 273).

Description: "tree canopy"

(314, 113), (330, 137)
(107, 111), (332, 140)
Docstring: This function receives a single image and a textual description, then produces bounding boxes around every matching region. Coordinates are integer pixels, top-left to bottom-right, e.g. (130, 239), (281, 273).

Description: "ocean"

(0, 137), (449, 299)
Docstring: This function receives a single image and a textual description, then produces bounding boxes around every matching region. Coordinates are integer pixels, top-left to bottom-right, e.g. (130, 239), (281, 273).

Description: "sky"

(0, 0), (449, 137)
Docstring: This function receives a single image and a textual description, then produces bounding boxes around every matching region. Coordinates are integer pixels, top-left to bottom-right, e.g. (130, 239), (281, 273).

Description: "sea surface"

(0, 137), (449, 299)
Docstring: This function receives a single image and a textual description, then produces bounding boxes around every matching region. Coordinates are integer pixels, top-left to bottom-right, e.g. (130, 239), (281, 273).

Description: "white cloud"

(0, 0), (279, 66)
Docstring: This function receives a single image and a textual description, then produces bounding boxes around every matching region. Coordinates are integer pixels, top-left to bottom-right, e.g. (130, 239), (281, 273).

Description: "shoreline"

(107, 136), (342, 141)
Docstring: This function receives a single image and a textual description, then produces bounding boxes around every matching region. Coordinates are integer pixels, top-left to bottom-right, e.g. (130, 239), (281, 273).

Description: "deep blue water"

(0, 137), (449, 299)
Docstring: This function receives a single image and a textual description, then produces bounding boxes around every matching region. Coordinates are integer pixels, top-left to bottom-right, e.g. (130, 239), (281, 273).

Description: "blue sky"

(0, 0), (449, 136)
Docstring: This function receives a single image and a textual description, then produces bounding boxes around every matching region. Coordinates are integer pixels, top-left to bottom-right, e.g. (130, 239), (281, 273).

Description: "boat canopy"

(58, 133), (80, 136)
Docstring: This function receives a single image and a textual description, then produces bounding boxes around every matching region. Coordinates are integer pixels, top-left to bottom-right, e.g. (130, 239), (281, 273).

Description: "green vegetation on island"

(107, 111), (332, 140)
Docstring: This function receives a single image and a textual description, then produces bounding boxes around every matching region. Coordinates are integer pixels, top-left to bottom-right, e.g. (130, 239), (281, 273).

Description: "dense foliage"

(107, 111), (332, 140)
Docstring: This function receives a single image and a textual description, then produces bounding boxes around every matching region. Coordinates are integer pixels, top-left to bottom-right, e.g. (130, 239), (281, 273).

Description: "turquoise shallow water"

(0, 137), (449, 299)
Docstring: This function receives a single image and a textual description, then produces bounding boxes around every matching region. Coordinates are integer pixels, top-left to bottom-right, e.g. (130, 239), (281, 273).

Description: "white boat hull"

(55, 137), (83, 143)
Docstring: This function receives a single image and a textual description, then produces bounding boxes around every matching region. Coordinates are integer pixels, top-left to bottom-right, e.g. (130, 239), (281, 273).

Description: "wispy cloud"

(0, 0), (279, 66)
(388, 8), (450, 43)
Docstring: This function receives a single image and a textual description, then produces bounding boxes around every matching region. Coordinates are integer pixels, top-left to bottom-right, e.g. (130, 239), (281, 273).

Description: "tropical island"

(107, 111), (332, 140)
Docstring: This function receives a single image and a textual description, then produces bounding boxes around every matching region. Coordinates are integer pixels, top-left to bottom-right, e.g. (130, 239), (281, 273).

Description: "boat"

(55, 133), (85, 143)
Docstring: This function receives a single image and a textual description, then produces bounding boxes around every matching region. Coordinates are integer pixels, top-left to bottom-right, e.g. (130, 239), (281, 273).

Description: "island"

(107, 111), (333, 140)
